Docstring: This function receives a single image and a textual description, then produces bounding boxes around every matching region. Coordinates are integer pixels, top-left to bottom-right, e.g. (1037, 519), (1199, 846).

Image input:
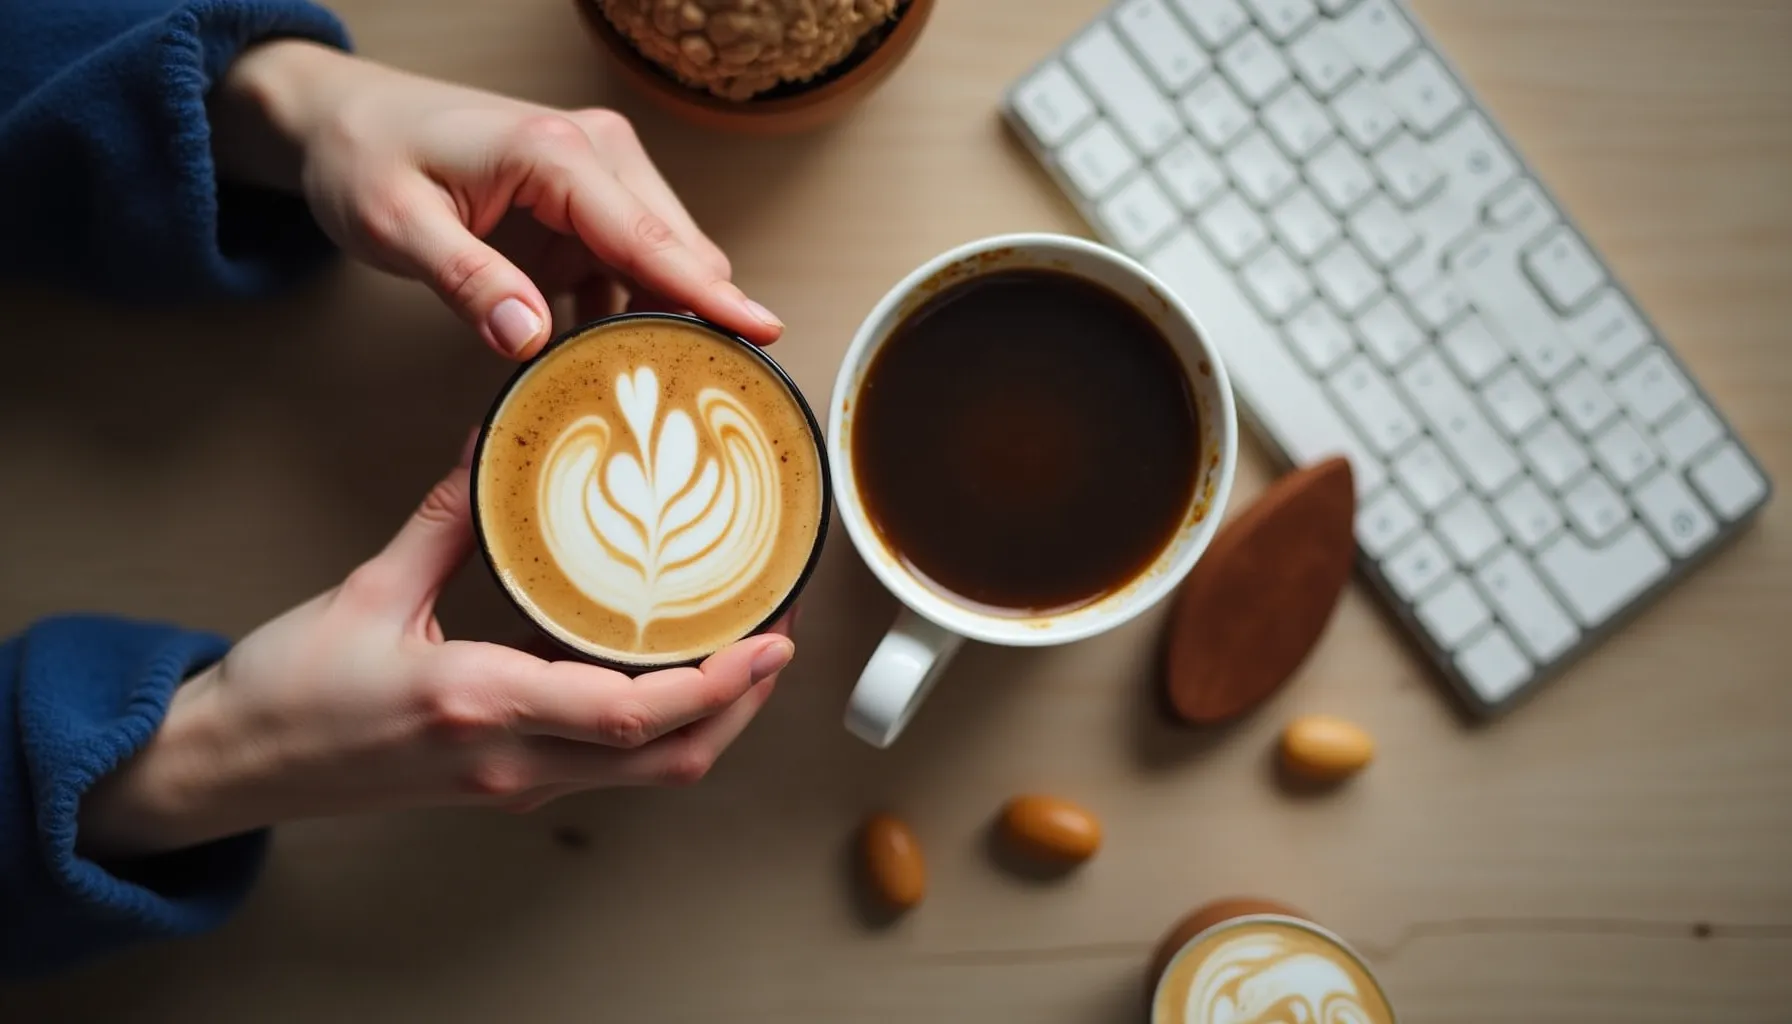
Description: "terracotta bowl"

(575, 0), (936, 136)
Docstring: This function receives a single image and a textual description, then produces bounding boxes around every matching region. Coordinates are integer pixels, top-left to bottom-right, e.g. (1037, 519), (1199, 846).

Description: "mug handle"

(845, 608), (966, 748)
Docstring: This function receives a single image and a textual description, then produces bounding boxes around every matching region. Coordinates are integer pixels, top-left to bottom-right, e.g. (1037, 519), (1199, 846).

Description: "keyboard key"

(1538, 525), (1669, 626)
(1172, 0), (1250, 48)
(1435, 495), (1503, 566)
(1225, 131), (1299, 206)
(1357, 487), (1420, 557)
(1197, 192), (1271, 263)
(1398, 351), (1522, 493)
(1059, 121), (1139, 198)
(1495, 478), (1564, 550)
(1333, 0), (1417, 76)
(1418, 577), (1493, 649)
(1355, 294), (1423, 367)
(1012, 61), (1096, 146)
(1563, 472), (1628, 543)
(1613, 350), (1691, 425)
(1521, 419), (1590, 491)
(1450, 226), (1577, 384)
(1565, 288), (1650, 374)
(1347, 196), (1419, 267)
(1522, 225), (1605, 313)
(1385, 531), (1451, 600)
(1475, 548), (1579, 661)
(1182, 75), (1253, 149)
(1690, 442), (1768, 520)
(1155, 138), (1229, 210)
(1482, 366), (1548, 436)
(1146, 228), (1385, 497)
(1485, 178), (1556, 228)
(1427, 115), (1519, 210)
(1068, 25), (1184, 155)
(1406, 275), (1468, 331)
(1262, 85), (1334, 158)
(1456, 627), (1532, 703)
(1306, 139), (1377, 213)
(1285, 300), (1355, 373)
(1656, 402), (1723, 467)
(1242, 0), (1317, 41)
(1382, 52), (1465, 136)
(1372, 133), (1443, 207)
(1100, 173), (1180, 250)
(1590, 417), (1659, 487)
(1241, 244), (1315, 319)
(1331, 78), (1399, 150)
(1287, 23), (1356, 97)
(1270, 188), (1341, 259)
(1218, 29), (1292, 104)
(1551, 367), (1619, 436)
(1313, 241), (1381, 314)
(1317, 0), (1357, 12)
(1633, 470), (1715, 557)
(1393, 439), (1463, 511)
(1384, 187), (1472, 297)
(1329, 354), (1420, 455)
(1510, 330), (1575, 385)
(1116, 0), (1210, 92)
(1440, 314), (1507, 383)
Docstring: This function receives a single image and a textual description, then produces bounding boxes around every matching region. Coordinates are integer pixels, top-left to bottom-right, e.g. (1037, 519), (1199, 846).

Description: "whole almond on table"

(999, 795), (1103, 863)
(1280, 714), (1376, 782)
(860, 813), (925, 911)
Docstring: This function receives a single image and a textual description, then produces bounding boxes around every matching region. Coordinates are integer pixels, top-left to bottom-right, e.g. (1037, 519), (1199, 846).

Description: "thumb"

(364, 436), (479, 618)
(398, 187), (553, 359)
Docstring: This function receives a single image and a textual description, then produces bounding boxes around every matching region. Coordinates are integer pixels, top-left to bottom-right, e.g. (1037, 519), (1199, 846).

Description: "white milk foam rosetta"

(1181, 930), (1378, 1024)
(539, 365), (781, 645)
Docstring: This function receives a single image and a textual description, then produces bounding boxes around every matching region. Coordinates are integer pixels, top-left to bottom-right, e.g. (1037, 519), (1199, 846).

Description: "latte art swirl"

(1183, 931), (1377, 1024)
(539, 366), (781, 643)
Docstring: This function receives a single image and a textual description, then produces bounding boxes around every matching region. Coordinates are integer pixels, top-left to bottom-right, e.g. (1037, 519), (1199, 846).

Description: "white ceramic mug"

(828, 233), (1239, 747)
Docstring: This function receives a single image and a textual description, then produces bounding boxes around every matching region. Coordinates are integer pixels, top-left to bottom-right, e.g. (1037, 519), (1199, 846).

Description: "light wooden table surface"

(4, 1), (1790, 1020)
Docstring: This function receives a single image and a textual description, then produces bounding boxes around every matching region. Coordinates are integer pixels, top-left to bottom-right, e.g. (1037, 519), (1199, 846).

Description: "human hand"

(78, 441), (794, 859)
(209, 40), (781, 358)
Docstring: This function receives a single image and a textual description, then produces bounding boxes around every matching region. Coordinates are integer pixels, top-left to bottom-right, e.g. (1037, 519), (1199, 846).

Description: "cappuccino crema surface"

(1153, 918), (1393, 1024)
(476, 317), (824, 667)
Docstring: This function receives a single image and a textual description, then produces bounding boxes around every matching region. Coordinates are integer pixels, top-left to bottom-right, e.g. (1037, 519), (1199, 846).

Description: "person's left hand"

(210, 40), (781, 359)
(77, 436), (793, 859)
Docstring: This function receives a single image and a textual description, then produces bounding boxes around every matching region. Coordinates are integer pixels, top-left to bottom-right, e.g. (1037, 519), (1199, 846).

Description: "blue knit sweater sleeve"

(1, 620), (260, 977)
(0, 0), (352, 300)
(0, 0), (353, 979)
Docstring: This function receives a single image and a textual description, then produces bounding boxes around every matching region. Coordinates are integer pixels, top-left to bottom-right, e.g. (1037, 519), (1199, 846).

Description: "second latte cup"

(830, 233), (1239, 747)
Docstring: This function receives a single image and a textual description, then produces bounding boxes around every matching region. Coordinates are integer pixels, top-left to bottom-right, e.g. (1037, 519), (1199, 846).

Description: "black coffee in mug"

(851, 268), (1200, 615)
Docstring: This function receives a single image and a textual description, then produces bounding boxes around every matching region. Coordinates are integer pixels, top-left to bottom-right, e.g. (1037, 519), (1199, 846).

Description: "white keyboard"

(1002, 0), (1772, 715)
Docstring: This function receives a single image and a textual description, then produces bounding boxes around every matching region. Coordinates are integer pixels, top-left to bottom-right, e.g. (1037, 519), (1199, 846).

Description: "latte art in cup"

(540, 366), (781, 639)
(1150, 904), (1394, 1024)
(474, 316), (827, 669)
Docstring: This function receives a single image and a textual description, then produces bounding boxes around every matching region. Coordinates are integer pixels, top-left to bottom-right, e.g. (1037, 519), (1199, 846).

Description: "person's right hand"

(210, 40), (781, 359)
(76, 440), (794, 860)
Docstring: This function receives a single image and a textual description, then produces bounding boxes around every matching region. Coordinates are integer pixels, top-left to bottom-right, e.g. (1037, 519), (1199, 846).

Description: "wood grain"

(3, 1), (1790, 1020)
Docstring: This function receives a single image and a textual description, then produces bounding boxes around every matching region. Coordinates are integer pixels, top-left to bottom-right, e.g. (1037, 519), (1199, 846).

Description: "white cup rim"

(827, 232), (1238, 647)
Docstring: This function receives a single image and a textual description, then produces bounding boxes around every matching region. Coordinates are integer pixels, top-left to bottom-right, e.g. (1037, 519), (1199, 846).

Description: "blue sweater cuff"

(0, 0), (353, 301)
(3, 617), (266, 978)
(168, 0), (355, 298)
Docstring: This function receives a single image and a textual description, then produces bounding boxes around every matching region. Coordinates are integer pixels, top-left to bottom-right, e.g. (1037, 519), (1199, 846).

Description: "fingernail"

(743, 298), (782, 330)
(489, 298), (543, 356)
(750, 637), (794, 682)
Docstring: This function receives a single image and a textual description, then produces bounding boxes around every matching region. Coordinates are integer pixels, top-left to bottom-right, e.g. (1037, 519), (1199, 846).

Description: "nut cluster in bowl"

(596, 0), (903, 101)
